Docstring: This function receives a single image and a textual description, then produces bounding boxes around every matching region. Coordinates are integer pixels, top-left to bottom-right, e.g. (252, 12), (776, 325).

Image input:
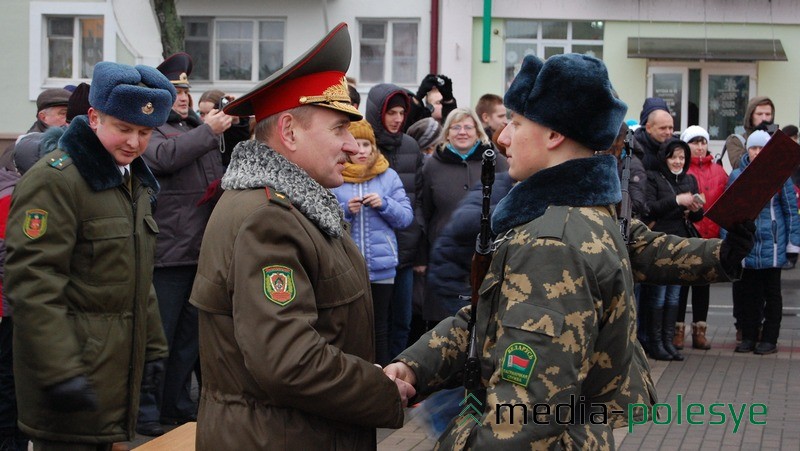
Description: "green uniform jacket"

(397, 156), (729, 450)
(190, 140), (404, 450)
(6, 116), (168, 443)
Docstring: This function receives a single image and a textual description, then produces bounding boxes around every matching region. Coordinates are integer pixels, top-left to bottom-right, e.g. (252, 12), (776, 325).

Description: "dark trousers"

(138, 266), (199, 424)
(678, 284), (710, 323)
(388, 266), (413, 359)
(0, 318), (27, 451)
(372, 283), (394, 367)
(733, 268), (782, 344)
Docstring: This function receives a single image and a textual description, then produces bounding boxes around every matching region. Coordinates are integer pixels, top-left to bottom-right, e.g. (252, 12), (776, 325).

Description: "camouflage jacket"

(397, 156), (730, 450)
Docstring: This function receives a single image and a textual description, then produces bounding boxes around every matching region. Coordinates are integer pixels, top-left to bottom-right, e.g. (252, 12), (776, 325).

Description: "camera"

(756, 121), (779, 135)
(216, 96), (230, 111)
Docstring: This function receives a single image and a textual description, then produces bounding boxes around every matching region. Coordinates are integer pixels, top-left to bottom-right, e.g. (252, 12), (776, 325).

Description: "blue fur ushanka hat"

(89, 62), (177, 127)
(504, 53), (627, 151)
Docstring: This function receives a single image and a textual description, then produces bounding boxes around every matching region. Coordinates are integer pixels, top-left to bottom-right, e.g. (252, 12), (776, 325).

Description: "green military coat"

(190, 141), (404, 450)
(5, 117), (168, 443)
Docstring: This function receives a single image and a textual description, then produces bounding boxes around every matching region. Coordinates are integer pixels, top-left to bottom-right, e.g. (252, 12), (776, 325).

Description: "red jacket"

(688, 153), (728, 238)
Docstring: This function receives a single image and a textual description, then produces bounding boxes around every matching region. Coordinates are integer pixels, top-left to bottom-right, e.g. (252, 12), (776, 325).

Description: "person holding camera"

(404, 73), (458, 131)
(721, 96), (776, 170)
(197, 89), (252, 166)
(136, 52), (232, 436)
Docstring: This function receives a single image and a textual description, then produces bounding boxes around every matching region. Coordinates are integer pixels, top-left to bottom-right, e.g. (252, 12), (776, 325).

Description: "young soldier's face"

(88, 108), (153, 166)
(497, 112), (550, 181)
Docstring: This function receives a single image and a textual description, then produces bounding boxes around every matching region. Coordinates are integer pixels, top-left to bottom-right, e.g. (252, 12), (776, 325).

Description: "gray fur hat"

(504, 53), (627, 151)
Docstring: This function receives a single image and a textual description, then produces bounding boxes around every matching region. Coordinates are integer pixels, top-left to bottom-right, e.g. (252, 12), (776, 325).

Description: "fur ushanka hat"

(504, 53), (627, 151)
(89, 61), (177, 128)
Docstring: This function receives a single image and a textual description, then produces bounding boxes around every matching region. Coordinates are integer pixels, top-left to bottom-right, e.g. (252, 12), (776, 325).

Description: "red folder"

(705, 130), (800, 230)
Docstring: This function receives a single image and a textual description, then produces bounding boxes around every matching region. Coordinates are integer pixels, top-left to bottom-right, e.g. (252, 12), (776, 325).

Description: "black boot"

(647, 308), (673, 361)
(662, 305), (684, 361)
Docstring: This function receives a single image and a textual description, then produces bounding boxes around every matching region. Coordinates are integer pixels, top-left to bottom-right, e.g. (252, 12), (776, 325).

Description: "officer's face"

(291, 107), (358, 188)
(497, 112), (550, 182)
(173, 88), (191, 119)
(88, 108), (153, 166)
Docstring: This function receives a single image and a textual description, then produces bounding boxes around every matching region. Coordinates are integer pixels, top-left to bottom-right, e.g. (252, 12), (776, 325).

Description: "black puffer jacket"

(366, 84), (423, 267)
(424, 172), (513, 322)
(644, 138), (703, 237)
(417, 141), (508, 264)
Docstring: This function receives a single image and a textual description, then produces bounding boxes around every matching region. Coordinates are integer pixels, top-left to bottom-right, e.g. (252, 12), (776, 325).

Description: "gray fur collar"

(222, 140), (344, 238)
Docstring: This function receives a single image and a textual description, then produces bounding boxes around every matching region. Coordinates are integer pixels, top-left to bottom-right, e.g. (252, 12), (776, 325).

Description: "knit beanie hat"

(66, 83), (91, 123)
(386, 92), (407, 111)
(746, 130), (770, 149)
(639, 97), (670, 126)
(680, 125), (710, 143)
(407, 117), (442, 150)
(348, 120), (377, 148)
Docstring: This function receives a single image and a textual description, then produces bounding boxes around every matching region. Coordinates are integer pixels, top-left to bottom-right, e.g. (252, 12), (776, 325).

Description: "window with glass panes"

(183, 18), (285, 82)
(504, 20), (604, 88)
(359, 20), (418, 84)
(46, 16), (103, 79)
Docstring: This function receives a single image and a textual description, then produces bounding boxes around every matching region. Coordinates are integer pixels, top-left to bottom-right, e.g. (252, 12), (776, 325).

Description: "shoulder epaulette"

(264, 187), (292, 210)
(48, 154), (73, 170)
(536, 206), (569, 240)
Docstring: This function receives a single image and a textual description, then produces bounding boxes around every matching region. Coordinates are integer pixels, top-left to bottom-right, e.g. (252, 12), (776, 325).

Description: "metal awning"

(628, 37), (787, 61)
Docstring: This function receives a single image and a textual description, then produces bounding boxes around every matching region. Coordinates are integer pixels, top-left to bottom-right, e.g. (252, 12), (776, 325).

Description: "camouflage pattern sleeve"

(395, 305), (471, 396)
(628, 219), (729, 285)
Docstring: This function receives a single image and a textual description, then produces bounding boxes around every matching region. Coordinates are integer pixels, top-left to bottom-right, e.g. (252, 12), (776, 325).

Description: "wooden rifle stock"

(464, 149), (496, 391)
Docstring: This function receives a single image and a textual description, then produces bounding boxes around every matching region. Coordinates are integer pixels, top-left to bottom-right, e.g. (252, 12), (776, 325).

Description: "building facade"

(5, 0), (800, 159)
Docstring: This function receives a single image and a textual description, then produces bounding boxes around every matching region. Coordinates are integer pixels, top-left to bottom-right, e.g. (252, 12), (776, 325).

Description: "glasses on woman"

(450, 124), (475, 132)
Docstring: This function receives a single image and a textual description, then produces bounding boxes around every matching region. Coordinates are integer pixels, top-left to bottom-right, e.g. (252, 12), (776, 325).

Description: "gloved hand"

(436, 74), (454, 101)
(415, 74), (440, 101)
(720, 220), (756, 277)
(45, 375), (99, 412)
(141, 359), (165, 395)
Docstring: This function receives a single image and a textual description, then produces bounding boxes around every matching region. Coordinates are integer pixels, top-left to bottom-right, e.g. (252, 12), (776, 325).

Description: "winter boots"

(673, 322), (685, 350)
(691, 321), (711, 350)
(662, 307), (684, 361)
(646, 308), (673, 361)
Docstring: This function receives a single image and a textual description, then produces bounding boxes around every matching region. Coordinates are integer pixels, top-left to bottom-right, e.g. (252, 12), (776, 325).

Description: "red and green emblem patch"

(23, 209), (48, 239)
(501, 342), (537, 387)
(263, 265), (296, 306)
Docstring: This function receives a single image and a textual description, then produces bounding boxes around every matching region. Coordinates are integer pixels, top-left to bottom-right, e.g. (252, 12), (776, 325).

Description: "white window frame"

(647, 61), (757, 162)
(354, 18), (421, 90)
(29, 1), (116, 101)
(182, 17), (286, 90)
(504, 20), (604, 90)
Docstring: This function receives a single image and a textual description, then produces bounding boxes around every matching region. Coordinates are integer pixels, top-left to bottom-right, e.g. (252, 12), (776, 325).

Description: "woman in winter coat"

(641, 138), (704, 361)
(726, 131), (800, 355)
(674, 126), (729, 350)
(331, 120), (413, 366)
(417, 108), (507, 326)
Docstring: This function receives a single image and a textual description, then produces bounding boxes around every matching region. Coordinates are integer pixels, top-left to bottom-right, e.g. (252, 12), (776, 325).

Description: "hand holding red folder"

(704, 130), (800, 230)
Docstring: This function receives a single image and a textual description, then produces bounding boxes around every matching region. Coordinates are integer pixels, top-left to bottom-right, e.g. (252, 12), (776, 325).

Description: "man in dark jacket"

(136, 53), (232, 436)
(28, 88), (71, 133)
(722, 96), (776, 170)
(5, 61), (172, 449)
(633, 97), (674, 171)
(366, 84), (423, 357)
(189, 23), (413, 450)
